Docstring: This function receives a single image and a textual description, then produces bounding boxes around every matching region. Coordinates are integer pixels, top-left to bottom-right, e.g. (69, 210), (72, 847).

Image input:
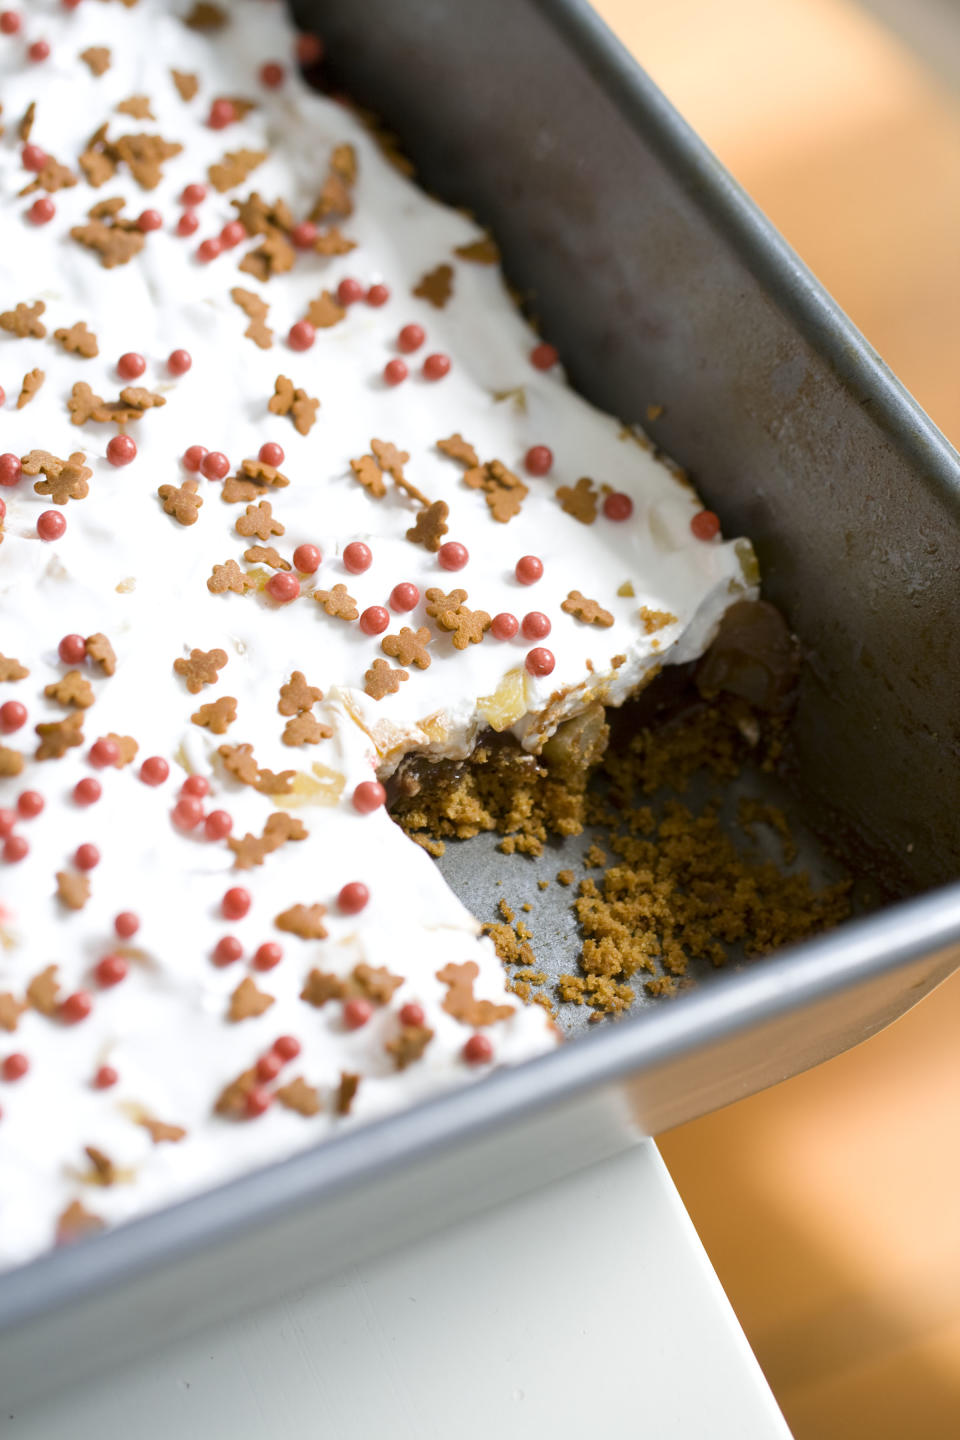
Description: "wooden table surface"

(594, 0), (960, 1434)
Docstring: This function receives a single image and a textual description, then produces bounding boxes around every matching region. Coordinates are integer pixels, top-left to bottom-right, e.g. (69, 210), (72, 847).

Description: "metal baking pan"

(2, 0), (959, 1407)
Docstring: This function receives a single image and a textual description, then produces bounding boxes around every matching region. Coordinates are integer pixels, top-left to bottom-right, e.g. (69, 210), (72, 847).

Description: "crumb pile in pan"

(0, 0), (759, 1268)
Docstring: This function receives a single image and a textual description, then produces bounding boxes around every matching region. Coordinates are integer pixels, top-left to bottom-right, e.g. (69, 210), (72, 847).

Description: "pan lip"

(3, 877), (959, 1333)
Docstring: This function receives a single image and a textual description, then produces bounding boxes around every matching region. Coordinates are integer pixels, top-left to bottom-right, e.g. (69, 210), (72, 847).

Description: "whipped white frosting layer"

(0, 0), (756, 1270)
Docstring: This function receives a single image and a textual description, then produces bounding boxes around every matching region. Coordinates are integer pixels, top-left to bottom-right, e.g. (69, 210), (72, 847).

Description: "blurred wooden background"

(593, 0), (960, 1434)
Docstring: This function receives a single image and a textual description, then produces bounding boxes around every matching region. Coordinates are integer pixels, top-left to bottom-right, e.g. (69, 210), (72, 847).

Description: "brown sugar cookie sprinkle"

(24, 450), (92, 504)
(0, 748), (24, 778)
(35, 711), (84, 761)
(437, 433), (480, 468)
(228, 977), (274, 1022)
(170, 68), (197, 100)
(639, 606), (677, 634)
(276, 1077), (321, 1117)
(275, 903), (328, 940)
(278, 671), (323, 717)
(243, 545), (289, 571)
(208, 559), (256, 595)
(335, 1072), (360, 1116)
(158, 479), (203, 526)
(209, 148), (268, 194)
(255, 766), (295, 796)
(85, 633), (117, 676)
(364, 658), (408, 700)
(282, 712), (333, 746)
(105, 733), (138, 768)
(57, 1200), (105, 1243)
(392, 471), (430, 507)
(436, 961), (514, 1026)
(314, 583), (358, 621)
(304, 290), (345, 329)
(138, 1117), (187, 1145)
(454, 237), (500, 264)
(413, 263), (453, 308)
(309, 172), (353, 226)
(27, 966), (60, 1016)
(561, 591), (614, 628)
(67, 382), (110, 425)
(386, 1024), (434, 1070)
(184, 2), (228, 31)
(557, 476), (599, 525)
(406, 500), (449, 552)
(228, 812), (307, 869)
(238, 456), (290, 489)
(424, 587), (467, 623)
(115, 96), (155, 121)
(17, 369), (44, 409)
(191, 696), (237, 735)
(70, 214), (145, 269)
(19, 101), (36, 143)
(268, 375), (319, 436)
(214, 1066), (258, 1117)
(221, 476), (263, 504)
(382, 626), (432, 670)
(1, 301), (46, 338)
(81, 48), (112, 77)
(351, 964), (404, 1005)
(82, 1146), (117, 1186)
(436, 604), (491, 650)
(0, 994), (27, 1034)
(462, 460), (528, 524)
(18, 158), (78, 197)
(238, 229), (296, 283)
(53, 322), (98, 358)
(370, 438), (410, 480)
(56, 871), (91, 911)
(45, 671), (95, 709)
(0, 655), (29, 682)
(300, 969), (344, 1008)
(235, 499), (283, 541)
(232, 193), (295, 237)
(217, 742), (259, 785)
(349, 454), (386, 500)
(230, 287), (273, 349)
(313, 226), (356, 256)
(174, 647), (228, 694)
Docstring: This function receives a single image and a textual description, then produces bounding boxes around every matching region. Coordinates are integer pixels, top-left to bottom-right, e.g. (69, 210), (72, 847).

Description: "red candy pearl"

(383, 359), (408, 386)
(259, 441), (284, 467)
(181, 183), (207, 207)
(267, 571), (300, 603)
(491, 612), (519, 641)
(293, 543), (321, 574)
(168, 348), (192, 376)
(222, 887), (251, 920)
(21, 144), (48, 172)
(28, 196), (55, 225)
(94, 1065), (118, 1089)
(603, 492), (633, 521)
(343, 541), (372, 574)
(352, 780), (386, 814)
(37, 510), (66, 542)
(389, 582), (419, 612)
(288, 320), (315, 351)
(114, 912), (140, 939)
(0, 12), (22, 35)
(137, 209), (162, 233)
(524, 445), (553, 477)
(220, 220), (246, 249)
(260, 61), (285, 88)
(74, 843), (100, 870)
(336, 277), (364, 307)
(463, 1033), (494, 1064)
(213, 936), (243, 967)
(525, 647), (556, 677)
(17, 790), (43, 819)
(359, 605), (389, 636)
(296, 31), (323, 65)
(28, 38), (50, 62)
(343, 998), (373, 1030)
(95, 955), (127, 988)
(172, 796), (203, 831)
(291, 220), (317, 249)
(515, 555), (543, 586)
(245, 1086), (272, 1119)
(106, 435), (137, 467)
(177, 210), (199, 237)
(366, 283), (390, 307)
(691, 509), (721, 541)
(140, 755), (169, 786)
(3, 835), (28, 863)
(397, 324), (424, 353)
(399, 1003), (425, 1028)
(273, 1035), (301, 1062)
(62, 991), (92, 1024)
(89, 738), (119, 768)
(2, 1054), (28, 1082)
(58, 633), (86, 664)
(530, 342), (559, 370)
(423, 353), (450, 381)
(208, 98), (236, 129)
(338, 881), (369, 915)
(253, 942), (282, 971)
(204, 810), (233, 841)
(0, 701), (26, 733)
(438, 541), (468, 571)
(0, 809), (14, 838)
(197, 237), (222, 264)
(0, 497), (5, 519)
(183, 445), (207, 472)
(256, 1052), (282, 1082)
(181, 774), (209, 798)
(73, 777), (101, 806)
(0, 454), (22, 486)
(201, 450), (229, 480)
(117, 352), (146, 381)
(521, 611), (551, 640)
